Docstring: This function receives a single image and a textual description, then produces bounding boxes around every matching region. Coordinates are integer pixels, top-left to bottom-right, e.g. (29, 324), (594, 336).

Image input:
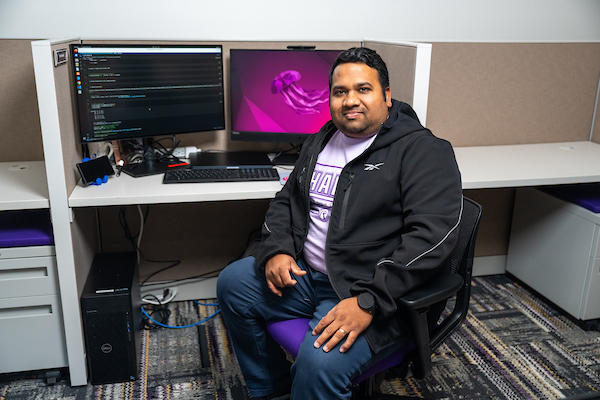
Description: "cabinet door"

(507, 188), (594, 319)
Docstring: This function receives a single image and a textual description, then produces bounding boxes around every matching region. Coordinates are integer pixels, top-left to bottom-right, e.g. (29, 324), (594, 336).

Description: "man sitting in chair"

(217, 47), (463, 400)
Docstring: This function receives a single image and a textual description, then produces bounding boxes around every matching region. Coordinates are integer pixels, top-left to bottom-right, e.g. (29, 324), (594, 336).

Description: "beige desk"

(455, 141), (600, 189)
(69, 141), (600, 208)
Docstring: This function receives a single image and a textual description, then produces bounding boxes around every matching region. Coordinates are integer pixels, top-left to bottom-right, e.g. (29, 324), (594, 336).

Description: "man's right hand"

(264, 254), (307, 297)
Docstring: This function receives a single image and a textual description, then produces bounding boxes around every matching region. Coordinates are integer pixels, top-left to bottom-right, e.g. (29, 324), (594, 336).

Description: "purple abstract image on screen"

(271, 70), (329, 115)
(230, 50), (341, 135)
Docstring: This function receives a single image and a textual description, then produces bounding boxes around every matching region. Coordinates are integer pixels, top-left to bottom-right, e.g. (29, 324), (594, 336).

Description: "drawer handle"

(0, 267), (48, 281)
(0, 305), (53, 319)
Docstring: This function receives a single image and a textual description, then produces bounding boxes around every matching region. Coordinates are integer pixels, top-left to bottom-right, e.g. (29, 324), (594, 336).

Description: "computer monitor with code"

(70, 44), (225, 176)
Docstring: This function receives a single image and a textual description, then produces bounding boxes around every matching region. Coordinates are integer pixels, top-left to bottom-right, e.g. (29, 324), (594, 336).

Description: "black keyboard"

(163, 167), (280, 184)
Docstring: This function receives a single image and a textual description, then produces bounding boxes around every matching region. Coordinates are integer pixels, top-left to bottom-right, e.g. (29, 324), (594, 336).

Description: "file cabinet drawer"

(0, 245), (55, 260)
(0, 255), (58, 299)
(0, 295), (67, 373)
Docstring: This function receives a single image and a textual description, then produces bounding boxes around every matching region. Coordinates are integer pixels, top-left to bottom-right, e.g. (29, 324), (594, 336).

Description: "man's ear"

(385, 86), (392, 108)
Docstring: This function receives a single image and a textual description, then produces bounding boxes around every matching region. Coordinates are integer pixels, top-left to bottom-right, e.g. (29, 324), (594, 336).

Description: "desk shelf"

(0, 161), (50, 210)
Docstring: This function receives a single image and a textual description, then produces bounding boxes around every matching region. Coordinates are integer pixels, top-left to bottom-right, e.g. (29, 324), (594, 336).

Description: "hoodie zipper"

(339, 173), (354, 230)
(297, 140), (321, 257)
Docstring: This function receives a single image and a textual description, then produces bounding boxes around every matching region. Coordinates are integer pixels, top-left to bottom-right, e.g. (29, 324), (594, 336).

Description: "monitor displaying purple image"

(230, 49), (342, 143)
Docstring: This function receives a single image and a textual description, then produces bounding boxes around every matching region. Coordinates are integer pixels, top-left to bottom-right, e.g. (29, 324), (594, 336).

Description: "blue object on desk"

(0, 209), (54, 248)
(78, 157), (113, 186)
(542, 183), (600, 213)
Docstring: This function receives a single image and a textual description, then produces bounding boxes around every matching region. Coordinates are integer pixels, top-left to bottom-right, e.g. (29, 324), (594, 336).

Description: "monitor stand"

(121, 161), (172, 177)
(272, 153), (299, 166)
(188, 151), (273, 168)
(122, 142), (187, 177)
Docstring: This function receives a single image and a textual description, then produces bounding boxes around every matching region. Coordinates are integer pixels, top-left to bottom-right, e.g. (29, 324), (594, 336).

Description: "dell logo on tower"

(101, 343), (113, 354)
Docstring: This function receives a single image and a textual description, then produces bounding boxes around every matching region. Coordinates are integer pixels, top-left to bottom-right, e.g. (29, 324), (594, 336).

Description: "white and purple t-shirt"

(303, 131), (377, 274)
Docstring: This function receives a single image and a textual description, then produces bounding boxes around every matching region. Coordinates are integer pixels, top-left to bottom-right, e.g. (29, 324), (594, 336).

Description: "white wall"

(1, 0), (599, 42)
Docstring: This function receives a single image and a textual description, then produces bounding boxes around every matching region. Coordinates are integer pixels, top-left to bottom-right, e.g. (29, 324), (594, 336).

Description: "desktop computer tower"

(80, 252), (142, 385)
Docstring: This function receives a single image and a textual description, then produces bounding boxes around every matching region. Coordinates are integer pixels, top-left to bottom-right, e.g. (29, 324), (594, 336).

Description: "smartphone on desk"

(77, 156), (115, 185)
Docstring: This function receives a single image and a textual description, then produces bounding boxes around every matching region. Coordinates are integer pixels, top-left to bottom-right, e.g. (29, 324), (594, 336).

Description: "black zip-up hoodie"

(255, 100), (463, 352)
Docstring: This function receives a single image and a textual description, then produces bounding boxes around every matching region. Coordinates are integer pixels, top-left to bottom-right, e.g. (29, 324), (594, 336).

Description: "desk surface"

(455, 141), (600, 189)
(68, 170), (284, 207)
(0, 161), (50, 210)
(68, 141), (600, 207)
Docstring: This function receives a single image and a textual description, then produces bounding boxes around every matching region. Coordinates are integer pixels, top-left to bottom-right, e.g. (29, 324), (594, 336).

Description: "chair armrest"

(397, 274), (463, 310)
(394, 274), (463, 379)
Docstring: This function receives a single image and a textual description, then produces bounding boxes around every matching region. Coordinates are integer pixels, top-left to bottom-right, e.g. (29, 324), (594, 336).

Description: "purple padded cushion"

(0, 210), (54, 248)
(266, 318), (414, 385)
(542, 184), (600, 213)
(266, 318), (311, 358)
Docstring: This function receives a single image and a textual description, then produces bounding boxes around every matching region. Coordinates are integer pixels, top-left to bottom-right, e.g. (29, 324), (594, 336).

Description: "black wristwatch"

(357, 292), (377, 314)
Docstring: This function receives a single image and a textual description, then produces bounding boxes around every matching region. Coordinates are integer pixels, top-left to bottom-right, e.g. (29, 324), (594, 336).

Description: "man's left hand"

(312, 296), (373, 353)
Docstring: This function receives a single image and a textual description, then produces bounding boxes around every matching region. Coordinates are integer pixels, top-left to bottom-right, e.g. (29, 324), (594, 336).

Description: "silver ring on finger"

(338, 328), (346, 334)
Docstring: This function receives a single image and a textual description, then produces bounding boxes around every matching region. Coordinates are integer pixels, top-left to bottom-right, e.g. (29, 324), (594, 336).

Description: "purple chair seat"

(266, 318), (414, 385)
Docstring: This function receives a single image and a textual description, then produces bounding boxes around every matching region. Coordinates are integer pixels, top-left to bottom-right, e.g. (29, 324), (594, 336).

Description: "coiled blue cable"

(142, 300), (221, 329)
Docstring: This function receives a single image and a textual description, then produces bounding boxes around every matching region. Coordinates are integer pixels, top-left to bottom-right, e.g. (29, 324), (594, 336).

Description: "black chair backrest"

(430, 196), (482, 351)
(447, 197), (482, 275)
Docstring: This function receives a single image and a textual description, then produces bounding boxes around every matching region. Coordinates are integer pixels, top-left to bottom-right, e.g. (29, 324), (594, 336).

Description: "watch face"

(359, 293), (376, 311)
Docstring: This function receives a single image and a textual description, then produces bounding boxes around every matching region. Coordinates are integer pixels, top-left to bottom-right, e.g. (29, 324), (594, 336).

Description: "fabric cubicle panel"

(362, 40), (417, 112)
(427, 42), (600, 147)
(0, 40), (44, 162)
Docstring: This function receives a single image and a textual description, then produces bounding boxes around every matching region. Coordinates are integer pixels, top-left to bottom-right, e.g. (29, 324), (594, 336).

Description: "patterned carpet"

(1, 275), (599, 399)
(382, 276), (600, 399)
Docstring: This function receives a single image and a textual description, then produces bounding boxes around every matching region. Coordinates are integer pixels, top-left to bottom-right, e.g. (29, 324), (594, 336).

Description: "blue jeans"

(216, 256), (405, 399)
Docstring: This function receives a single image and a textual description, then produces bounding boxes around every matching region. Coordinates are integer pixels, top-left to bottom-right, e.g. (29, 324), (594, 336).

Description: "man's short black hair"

(329, 47), (390, 97)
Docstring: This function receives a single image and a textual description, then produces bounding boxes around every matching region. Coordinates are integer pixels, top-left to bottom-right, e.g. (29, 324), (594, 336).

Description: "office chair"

(266, 196), (483, 399)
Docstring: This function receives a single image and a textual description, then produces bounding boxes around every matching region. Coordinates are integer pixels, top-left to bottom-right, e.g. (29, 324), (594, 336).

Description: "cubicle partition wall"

(0, 40), (45, 162)
(428, 42), (600, 147)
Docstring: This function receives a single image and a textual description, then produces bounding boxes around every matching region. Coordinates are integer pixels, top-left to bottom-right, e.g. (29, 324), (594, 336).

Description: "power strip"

(142, 287), (178, 305)
(172, 146), (198, 159)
